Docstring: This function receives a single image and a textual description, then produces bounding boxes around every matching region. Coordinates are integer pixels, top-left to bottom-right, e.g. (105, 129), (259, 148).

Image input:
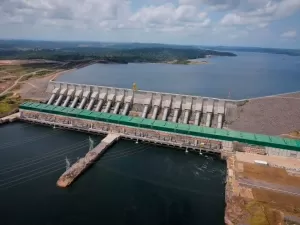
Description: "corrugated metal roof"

(89, 112), (102, 119)
(99, 113), (111, 121)
(107, 114), (122, 123)
(140, 118), (154, 127)
(44, 104), (56, 111)
(152, 120), (167, 128)
(131, 117), (144, 124)
(30, 103), (40, 108)
(189, 125), (201, 133)
(165, 121), (178, 129)
(53, 106), (65, 112)
(68, 109), (82, 115)
(119, 116), (132, 123)
(177, 123), (190, 131)
(37, 104), (49, 110)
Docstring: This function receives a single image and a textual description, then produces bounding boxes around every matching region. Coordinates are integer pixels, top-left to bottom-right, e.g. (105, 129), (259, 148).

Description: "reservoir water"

(0, 122), (226, 225)
(57, 52), (300, 99)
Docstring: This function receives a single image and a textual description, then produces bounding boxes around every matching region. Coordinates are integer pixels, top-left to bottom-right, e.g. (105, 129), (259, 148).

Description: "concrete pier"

(0, 112), (20, 124)
(56, 133), (121, 188)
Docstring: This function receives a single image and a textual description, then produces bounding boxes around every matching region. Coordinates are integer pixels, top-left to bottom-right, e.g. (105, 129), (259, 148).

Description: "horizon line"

(0, 38), (299, 51)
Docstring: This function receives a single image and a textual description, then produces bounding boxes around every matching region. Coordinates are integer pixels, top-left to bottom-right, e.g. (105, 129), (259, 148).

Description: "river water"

(0, 122), (226, 225)
(57, 52), (300, 100)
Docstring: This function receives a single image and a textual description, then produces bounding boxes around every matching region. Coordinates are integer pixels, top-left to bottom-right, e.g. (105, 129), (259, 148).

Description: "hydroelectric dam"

(18, 80), (300, 187)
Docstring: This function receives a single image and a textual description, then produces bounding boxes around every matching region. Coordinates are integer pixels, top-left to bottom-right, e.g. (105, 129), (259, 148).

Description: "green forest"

(0, 41), (236, 63)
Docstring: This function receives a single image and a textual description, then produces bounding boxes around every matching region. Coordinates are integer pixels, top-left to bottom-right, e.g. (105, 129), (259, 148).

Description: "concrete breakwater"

(0, 112), (20, 125)
(57, 133), (120, 188)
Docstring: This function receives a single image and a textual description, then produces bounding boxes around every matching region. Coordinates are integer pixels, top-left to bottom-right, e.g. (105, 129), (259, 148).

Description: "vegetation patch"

(0, 94), (22, 117)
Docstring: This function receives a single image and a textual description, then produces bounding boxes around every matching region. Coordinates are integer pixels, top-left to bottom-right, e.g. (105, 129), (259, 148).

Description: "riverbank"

(0, 71), (65, 117)
(225, 152), (300, 225)
(0, 60), (83, 118)
(165, 60), (209, 65)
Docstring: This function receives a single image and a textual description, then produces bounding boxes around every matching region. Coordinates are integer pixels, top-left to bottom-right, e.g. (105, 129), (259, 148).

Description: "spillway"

(142, 105), (149, 118)
(44, 81), (237, 129)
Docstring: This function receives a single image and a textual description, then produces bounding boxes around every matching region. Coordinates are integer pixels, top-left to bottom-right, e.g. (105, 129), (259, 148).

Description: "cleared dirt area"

(17, 75), (52, 101)
(252, 188), (300, 217)
(226, 92), (300, 135)
(16, 70), (67, 101)
(225, 153), (300, 225)
(0, 60), (61, 65)
(0, 81), (14, 93)
(239, 163), (300, 187)
(236, 152), (300, 169)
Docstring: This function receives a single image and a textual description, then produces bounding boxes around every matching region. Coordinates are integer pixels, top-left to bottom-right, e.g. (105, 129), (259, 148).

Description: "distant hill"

(0, 40), (236, 63)
(0, 40), (196, 50)
(202, 46), (300, 56)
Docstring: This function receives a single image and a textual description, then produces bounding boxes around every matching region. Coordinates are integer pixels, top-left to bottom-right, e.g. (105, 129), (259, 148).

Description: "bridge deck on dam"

(20, 102), (300, 152)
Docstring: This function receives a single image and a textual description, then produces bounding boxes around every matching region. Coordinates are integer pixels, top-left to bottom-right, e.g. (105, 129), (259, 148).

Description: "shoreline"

(4, 60), (299, 103)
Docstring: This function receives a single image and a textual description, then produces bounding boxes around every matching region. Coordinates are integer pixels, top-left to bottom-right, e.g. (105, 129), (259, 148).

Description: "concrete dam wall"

(46, 81), (240, 129)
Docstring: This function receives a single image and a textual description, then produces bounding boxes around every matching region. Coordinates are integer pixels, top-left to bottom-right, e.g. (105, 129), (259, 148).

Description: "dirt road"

(0, 69), (46, 97)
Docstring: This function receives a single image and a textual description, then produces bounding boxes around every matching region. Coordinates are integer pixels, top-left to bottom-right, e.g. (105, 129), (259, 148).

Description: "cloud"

(178, 0), (240, 10)
(281, 30), (297, 38)
(0, 0), (211, 35)
(220, 0), (300, 26)
(0, 0), (131, 28)
(258, 23), (268, 28)
(129, 3), (210, 32)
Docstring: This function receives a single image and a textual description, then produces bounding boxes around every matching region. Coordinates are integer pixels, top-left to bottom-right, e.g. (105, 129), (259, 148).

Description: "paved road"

(239, 178), (300, 196)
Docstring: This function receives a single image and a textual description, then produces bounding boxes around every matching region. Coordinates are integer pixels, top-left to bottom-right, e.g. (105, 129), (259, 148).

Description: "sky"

(0, 0), (300, 48)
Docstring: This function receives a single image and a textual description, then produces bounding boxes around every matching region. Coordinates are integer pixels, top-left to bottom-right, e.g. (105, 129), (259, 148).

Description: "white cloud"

(229, 30), (249, 39)
(258, 23), (268, 28)
(178, 0), (240, 10)
(129, 3), (210, 32)
(0, 0), (211, 35)
(0, 0), (131, 28)
(281, 30), (297, 38)
(220, 0), (300, 26)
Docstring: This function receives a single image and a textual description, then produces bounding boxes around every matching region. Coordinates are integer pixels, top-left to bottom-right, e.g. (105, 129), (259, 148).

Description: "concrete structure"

(46, 81), (236, 128)
(19, 103), (300, 159)
(0, 112), (20, 124)
(57, 133), (121, 188)
(19, 110), (223, 155)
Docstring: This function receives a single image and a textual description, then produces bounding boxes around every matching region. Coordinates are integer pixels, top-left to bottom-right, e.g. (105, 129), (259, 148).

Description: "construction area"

(226, 152), (300, 225)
